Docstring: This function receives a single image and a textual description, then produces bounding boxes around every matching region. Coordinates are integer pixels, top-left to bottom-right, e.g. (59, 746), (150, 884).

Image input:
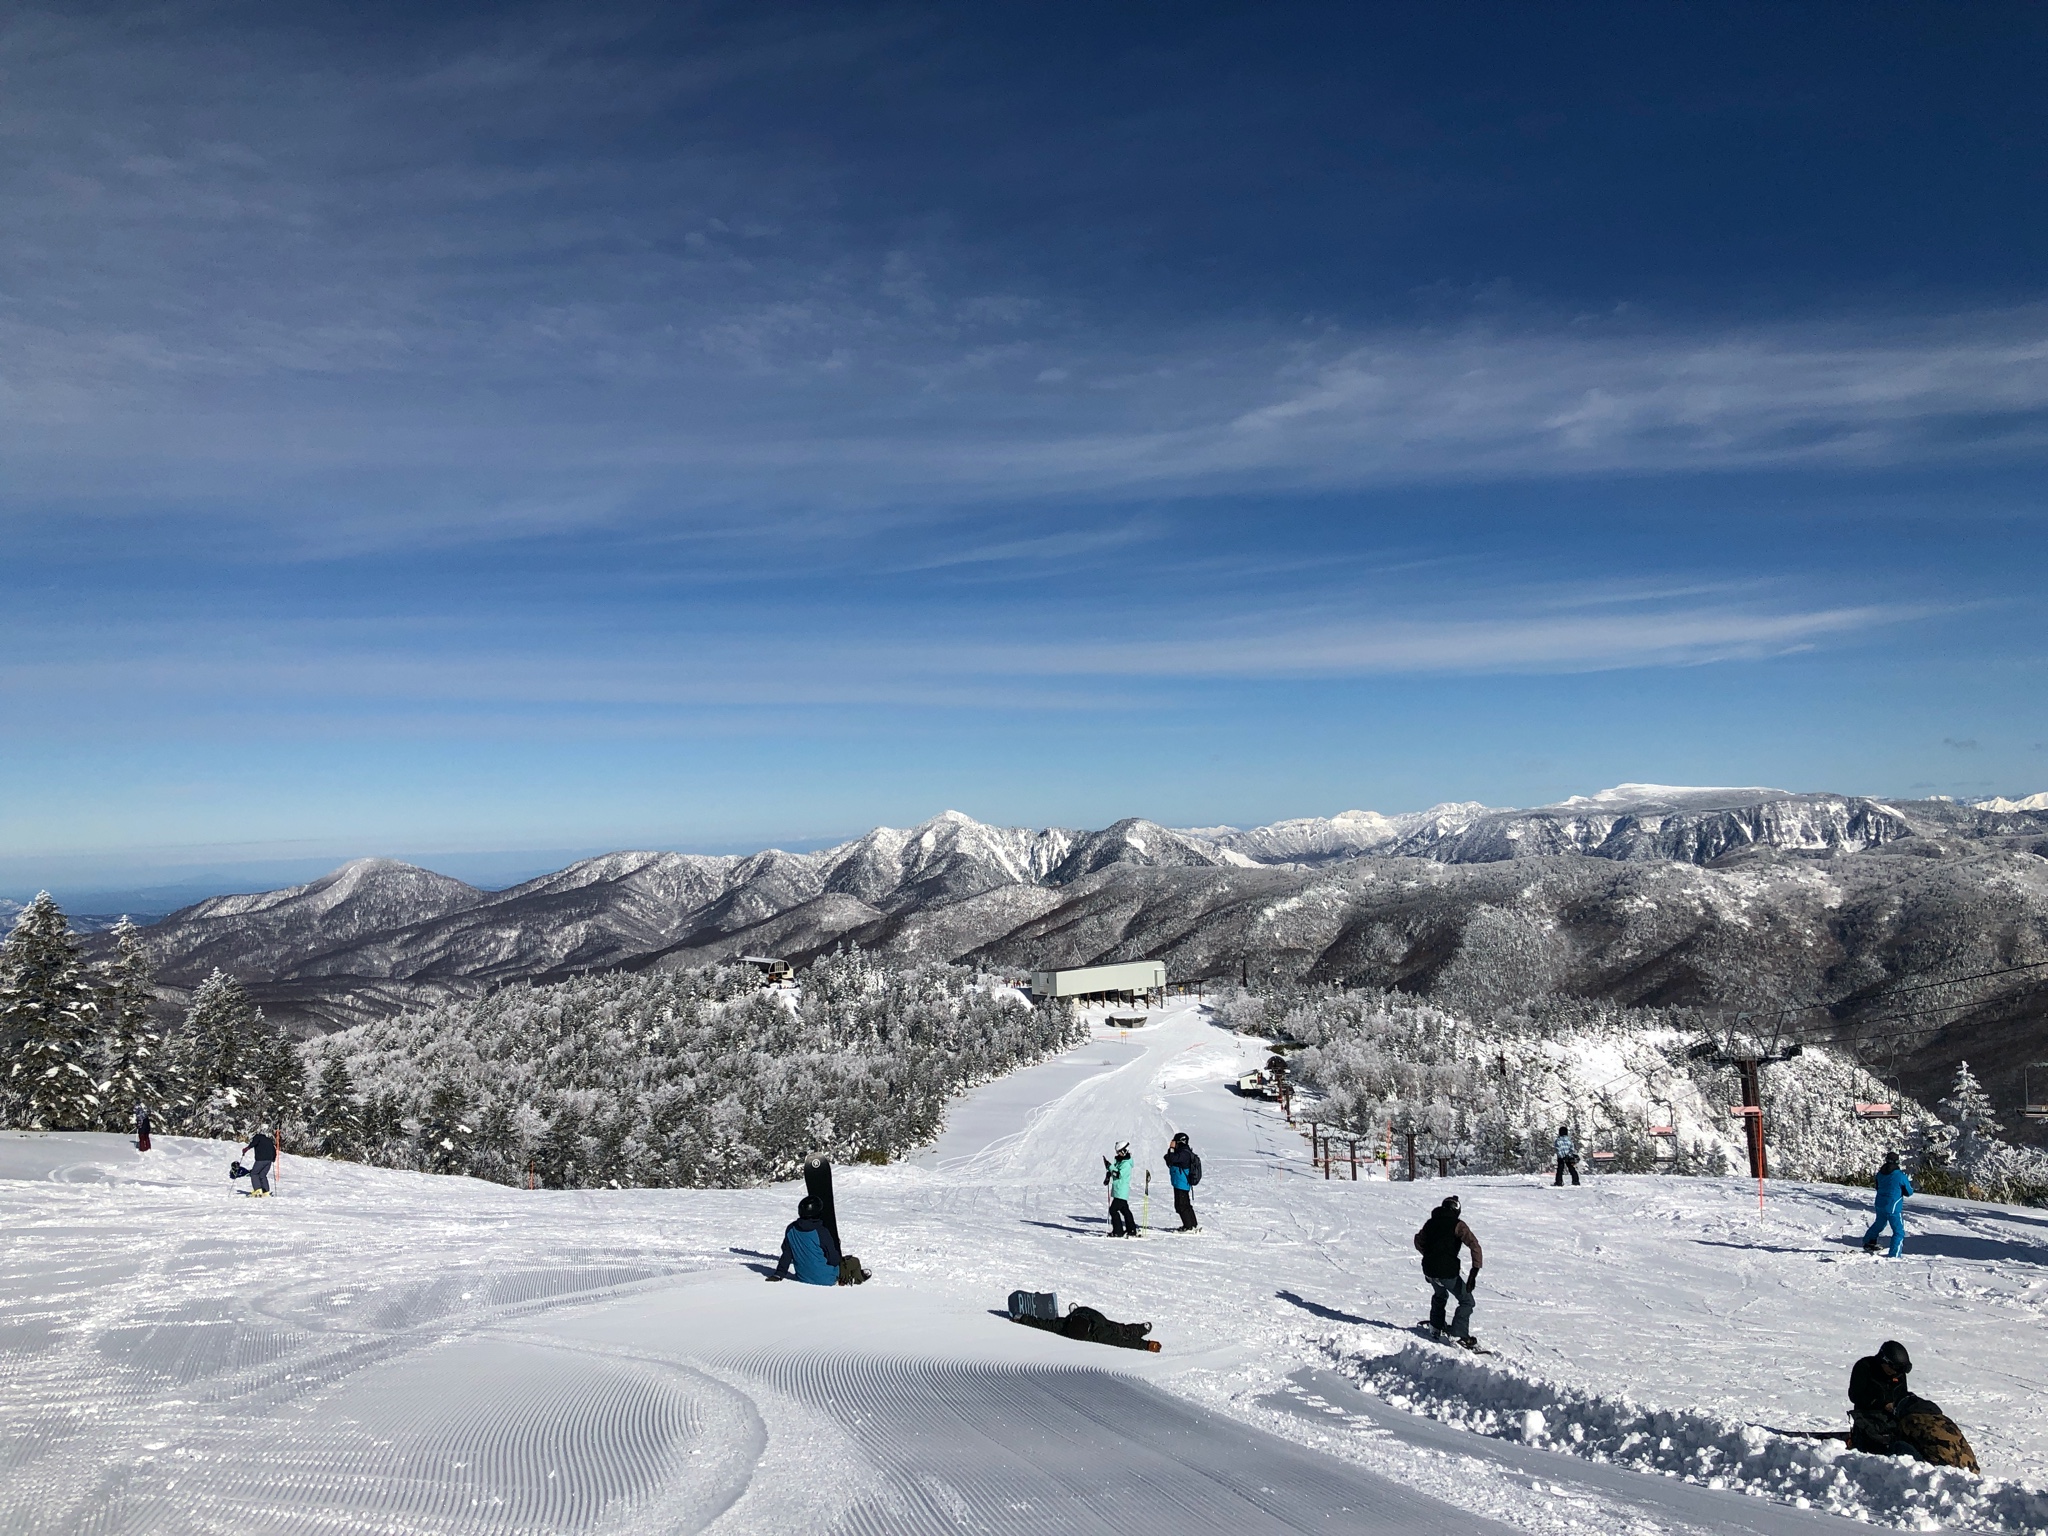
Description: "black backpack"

(1185, 1152), (1202, 1188)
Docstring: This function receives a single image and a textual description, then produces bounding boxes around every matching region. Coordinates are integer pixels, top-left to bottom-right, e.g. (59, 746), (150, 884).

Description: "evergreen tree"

(418, 1080), (472, 1175)
(1941, 1060), (2007, 1195)
(311, 1055), (364, 1159)
(2, 894), (103, 1130)
(178, 970), (264, 1138)
(97, 918), (163, 1129)
(254, 1026), (308, 1137)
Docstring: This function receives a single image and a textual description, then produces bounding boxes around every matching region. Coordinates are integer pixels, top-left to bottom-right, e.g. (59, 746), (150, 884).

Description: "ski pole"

(1141, 1169), (1151, 1230)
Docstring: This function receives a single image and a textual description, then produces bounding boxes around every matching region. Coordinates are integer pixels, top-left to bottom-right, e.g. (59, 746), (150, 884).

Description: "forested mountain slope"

(87, 789), (2048, 1132)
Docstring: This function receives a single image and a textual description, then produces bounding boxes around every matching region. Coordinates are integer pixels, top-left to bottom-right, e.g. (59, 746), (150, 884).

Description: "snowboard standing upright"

(804, 1159), (839, 1245)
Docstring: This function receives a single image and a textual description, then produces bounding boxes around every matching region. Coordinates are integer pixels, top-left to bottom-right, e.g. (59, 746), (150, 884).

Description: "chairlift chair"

(1854, 1102), (1899, 1121)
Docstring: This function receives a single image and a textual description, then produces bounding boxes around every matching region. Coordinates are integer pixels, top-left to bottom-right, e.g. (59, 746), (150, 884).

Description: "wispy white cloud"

(919, 598), (1929, 679)
(3, 8), (2047, 557)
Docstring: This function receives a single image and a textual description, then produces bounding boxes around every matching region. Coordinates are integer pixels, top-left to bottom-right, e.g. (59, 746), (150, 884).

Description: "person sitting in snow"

(1861, 1151), (1913, 1257)
(1104, 1142), (1138, 1237)
(1553, 1126), (1579, 1187)
(769, 1195), (861, 1285)
(1848, 1341), (1980, 1470)
(1414, 1194), (1483, 1348)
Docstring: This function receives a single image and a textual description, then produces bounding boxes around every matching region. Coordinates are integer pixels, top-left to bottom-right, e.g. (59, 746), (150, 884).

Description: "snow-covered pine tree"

(418, 1081), (471, 1175)
(311, 1055), (364, 1159)
(253, 1025), (308, 1138)
(1941, 1060), (2007, 1197)
(97, 918), (163, 1130)
(177, 970), (265, 1138)
(2, 893), (104, 1130)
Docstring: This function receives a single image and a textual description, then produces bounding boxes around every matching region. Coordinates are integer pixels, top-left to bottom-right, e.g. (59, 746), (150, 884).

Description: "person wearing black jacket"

(1414, 1195), (1483, 1347)
(240, 1129), (277, 1196)
(1849, 1341), (1916, 1455)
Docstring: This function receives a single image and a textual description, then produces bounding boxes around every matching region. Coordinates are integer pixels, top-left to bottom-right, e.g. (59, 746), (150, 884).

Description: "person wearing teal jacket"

(1104, 1143), (1138, 1236)
(1863, 1152), (1914, 1257)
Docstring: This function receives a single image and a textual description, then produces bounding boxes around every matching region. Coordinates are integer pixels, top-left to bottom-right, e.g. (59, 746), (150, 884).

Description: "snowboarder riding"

(1553, 1127), (1580, 1186)
(1163, 1132), (1201, 1231)
(1414, 1194), (1483, 1347)
(1104, 1142), (1138, 1237)
(1862, 1151), (1913, 1257)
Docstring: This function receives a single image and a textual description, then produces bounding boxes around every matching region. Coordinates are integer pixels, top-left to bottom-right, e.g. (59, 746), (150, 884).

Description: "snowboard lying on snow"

(1008, 1290), (1161, 1352)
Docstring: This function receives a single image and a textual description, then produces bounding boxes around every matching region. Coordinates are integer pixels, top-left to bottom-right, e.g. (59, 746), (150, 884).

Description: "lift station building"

(1028, 959), (1167, 1006)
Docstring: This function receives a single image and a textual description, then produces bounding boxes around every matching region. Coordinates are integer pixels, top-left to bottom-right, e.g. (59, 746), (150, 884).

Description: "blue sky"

(5, 1), (2047, 894)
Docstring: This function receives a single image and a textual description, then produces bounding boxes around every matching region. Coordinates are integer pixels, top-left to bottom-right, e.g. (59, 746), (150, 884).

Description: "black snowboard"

(1415, 1323), (1492, 1354)
(804, 1158), (839, 1244)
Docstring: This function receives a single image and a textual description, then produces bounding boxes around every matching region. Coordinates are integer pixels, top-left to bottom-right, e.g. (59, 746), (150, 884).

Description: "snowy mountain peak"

(1553, 784), (1789, 810)
(1975, 792), (2048, 812)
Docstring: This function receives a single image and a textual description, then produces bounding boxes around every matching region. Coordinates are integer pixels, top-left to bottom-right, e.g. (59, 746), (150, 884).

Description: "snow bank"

(1346, 1340), (2048, 1533)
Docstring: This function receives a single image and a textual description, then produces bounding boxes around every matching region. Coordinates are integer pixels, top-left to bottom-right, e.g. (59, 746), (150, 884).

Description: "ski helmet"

(1878, 1340), (1912, 1373)
(1439, 1195), (1461, 1214)
(1880, 1151), (1900, 1174)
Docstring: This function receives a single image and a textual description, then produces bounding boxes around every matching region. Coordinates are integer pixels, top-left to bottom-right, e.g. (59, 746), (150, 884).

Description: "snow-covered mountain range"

(51, 784), (2048, 1131)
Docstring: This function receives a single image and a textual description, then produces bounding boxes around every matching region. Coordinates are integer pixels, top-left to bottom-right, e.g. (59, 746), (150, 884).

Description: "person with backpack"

(1862, 1151), (1913, 1257)
(1104, 1142), (1138, 1237)
(1847, 1341), (1979, 1470)
(1414, 1194), (1483, 1347)
(239, 1127), (277, 1196)
(1553, 1126), (1580, 1186)
(1163, 1131), (1201, 1231)
(769, 1195), (844, 1284)
(134, 1102), (151, 1153)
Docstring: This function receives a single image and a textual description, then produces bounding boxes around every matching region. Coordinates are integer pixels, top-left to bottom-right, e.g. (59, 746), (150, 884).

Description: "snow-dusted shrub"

(304, 949), (1084, 1188)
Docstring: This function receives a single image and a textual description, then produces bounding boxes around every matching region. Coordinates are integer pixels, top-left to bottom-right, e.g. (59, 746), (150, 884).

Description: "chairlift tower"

(1687, 1011), (1802, 1181)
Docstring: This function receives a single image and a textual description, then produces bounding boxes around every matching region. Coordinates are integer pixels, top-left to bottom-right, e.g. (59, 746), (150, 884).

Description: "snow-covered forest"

(1216, 984), (2048, 1198)
(297, 951), (1082, 1187)
(7, 887), (2042, 1198)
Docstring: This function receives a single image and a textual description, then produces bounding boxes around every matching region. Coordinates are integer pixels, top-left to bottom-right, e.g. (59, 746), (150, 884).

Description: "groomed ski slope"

(4, 1000), (2046, 1535)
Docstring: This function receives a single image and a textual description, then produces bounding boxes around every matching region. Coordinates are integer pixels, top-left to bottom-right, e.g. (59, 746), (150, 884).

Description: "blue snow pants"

(1862, 1207), (1905, 1257)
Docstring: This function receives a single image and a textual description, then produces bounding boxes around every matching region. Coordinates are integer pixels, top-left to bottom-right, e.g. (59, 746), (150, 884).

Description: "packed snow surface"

(6, 1003), (2047, 1534)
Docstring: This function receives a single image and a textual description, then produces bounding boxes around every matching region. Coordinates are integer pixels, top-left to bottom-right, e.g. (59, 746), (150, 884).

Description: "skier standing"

(134, 1103), (151, 1153)
(1163, 1132), (1201, 1231)
(1104, 1143), (1138, 1237)
(1862, 1151), (1914, 1257)
(1414, 1194), (1483, 1347)
(240, 1128), (277, 1196)
(1553, 1126), (1580, 1186)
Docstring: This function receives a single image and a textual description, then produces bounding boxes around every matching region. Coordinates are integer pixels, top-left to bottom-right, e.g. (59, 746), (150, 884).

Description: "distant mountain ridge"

(60, 783), (2048, 1141)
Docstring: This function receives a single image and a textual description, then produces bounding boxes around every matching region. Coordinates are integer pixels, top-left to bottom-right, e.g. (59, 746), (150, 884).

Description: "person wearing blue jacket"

(1163, 1132), (1200, 1231)
(770, 1196), (844, 1284)
(1104, 1143), (1138, 1237)
(1863, 1152), (1914, 1257)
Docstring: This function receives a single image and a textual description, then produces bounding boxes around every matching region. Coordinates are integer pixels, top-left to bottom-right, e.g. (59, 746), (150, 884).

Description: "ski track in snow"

(5, 1002), (2048, 1533)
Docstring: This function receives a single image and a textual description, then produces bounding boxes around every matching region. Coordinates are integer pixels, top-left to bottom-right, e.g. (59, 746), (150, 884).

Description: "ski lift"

(1854, 1102), (1899, 1121)
(1649, 1096), (1676, 1138)
(1589, 1150), (1617, 1164)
